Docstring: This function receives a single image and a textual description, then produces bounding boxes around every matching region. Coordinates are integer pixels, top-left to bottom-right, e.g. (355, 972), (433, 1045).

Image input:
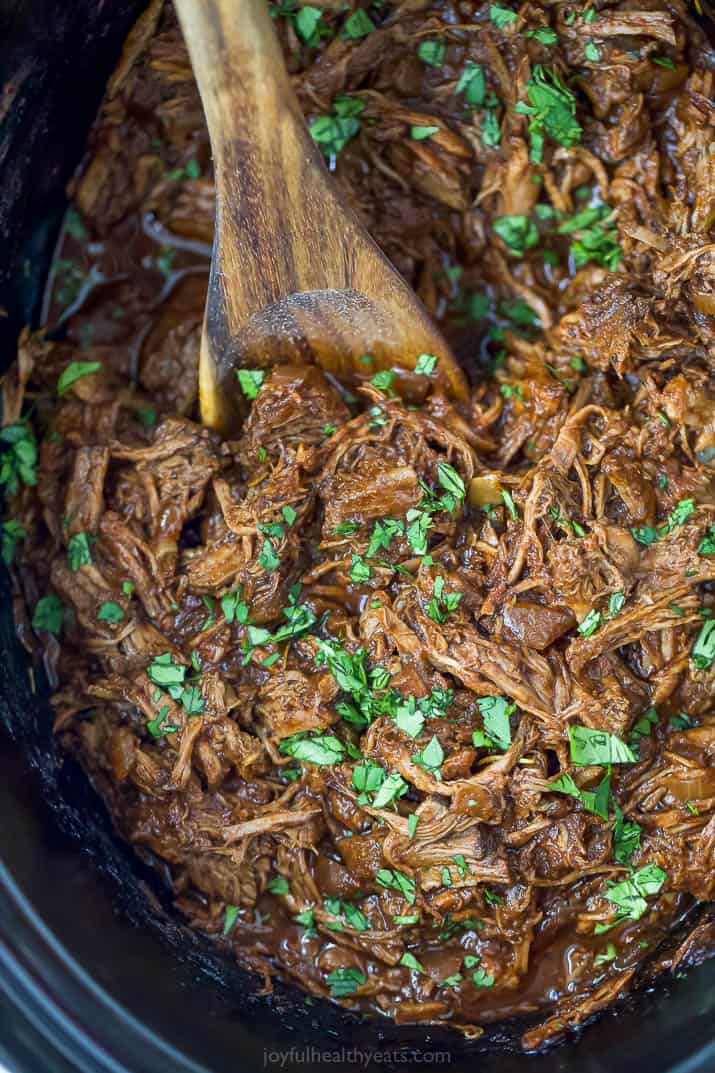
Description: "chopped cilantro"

(67, 532), (94, 572)
(597, 864), (667, 931)
(326, 966), (366, 996)
(57, 360), (102, 396)
(427, 574), (463, 623)
(372, 771), (409, 809)
(515, 65), (581, 163)
(400, 951), (426, 973)
(489, 3), (517, 27)
(633, 498), (696, 546)
(594, 943), (617, 966)
(279, 731), (345, 766)
(691, 619), (715, 670)
(584, 39), (601, 61)
(341, 8), (375, 38)
(370, 369), (394, 391)
(608, 591), (625, 616)
(474, 695), (514, 751)
(698, 525), (715, 555)
(294, 5), (323, 42)
(221, 589), (251, 625)
(558, 204), (622, 271)
(493, 214), (539, 256)
(132, 405), (157, 428)
(526, 26), (557, 44)
(0, 423), (38, 495)
(578, 608), (601, 637)
(311, 96), (366, 157)
(569, 725), (636, 766)
(237, 368), (265, 400)
(259, 538), (281, 573)
(32, 594), (65, 635)
(407, 813), (419, 839)
(613, 805), (642, 865)
(501, 489), (518, 519)
(414, 352), (438, 376)
(1, 519), (26, 566)
(97, 601), (124, 623)
(549, 769), (611, 819)
(482, 109), (501, 146)
(376, 868), (416, 903)
(367, 517), (405, 556)
(349, 553), (372, 583)
(267, 876), (290, 895)
(417, 40), (445, 66)
(146, 704), (178, 739)
(456, 61), (485, 107)
(223, 905), (240, 935)
(411, 125), (440, 140)
(412, 735), (444, 778)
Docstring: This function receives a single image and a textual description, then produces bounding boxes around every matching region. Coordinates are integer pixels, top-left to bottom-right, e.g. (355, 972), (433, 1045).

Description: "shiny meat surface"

(3, 0), (715, 1051)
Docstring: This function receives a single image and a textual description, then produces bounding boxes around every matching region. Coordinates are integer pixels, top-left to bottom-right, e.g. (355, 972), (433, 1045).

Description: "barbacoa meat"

(2, 0), (715, 1052)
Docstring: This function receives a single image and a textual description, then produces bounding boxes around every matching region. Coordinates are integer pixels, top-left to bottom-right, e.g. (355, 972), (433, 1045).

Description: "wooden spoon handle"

(173, 0), (341, 307)
(173, 0), (302, 163)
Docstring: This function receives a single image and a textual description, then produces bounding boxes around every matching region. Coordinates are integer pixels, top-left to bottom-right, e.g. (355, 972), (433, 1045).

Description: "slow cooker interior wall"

(0, 4), (714, 1072)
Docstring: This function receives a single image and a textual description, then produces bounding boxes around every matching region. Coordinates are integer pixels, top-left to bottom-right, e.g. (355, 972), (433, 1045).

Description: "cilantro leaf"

(237, 369), (265, 400)
(341, 8), (375, 39)
(477, 695), (514, 751)
(57, 360), (102, 396)
(412, 735), (444, 778)
(578, 608), (601, 637)
(417, 40), (445, 67)
(400, 951), (426, 973)
(414, 352), (438, 376)
(221, 589), (251, 625)
(599, 864), (667, 929)
(455, 61), (485, 107)
(97, 601), (124, 623)
(1, 519), (26, 565)
(0, 423), (38, 495)
(223, 905), (240, 935)
(32, 594), (65, 635)
(67, 531), (94, 572)
(526, 26), (557, 44)
(569, 725), (636, 766)
(310, 96), (365, 156)
(259, 538), (281, 573)
(549, 769), (611, 819)
(515, 65), (581, 162)
(325, 966), (366, 996)
(489, 3), (517, 27)
(279, 731), (346, 766)
(613, 805), (642, 865)
(692, 619), (715, 670)
(411, 125), (440, 140)
(493, 214), (539, 256)
(437, 462), (466, 503)
(698, 525), (715, 555)
(349, 553), (372, 583)
(376, 868), (416, 903)
(372, 770), (409, 809)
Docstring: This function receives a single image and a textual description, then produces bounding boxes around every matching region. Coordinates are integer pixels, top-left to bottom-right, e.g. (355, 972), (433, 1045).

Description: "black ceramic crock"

(0, 3), (713, 1071)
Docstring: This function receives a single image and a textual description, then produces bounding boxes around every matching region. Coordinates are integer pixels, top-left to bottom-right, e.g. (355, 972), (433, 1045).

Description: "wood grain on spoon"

(173, 0), (467, 432)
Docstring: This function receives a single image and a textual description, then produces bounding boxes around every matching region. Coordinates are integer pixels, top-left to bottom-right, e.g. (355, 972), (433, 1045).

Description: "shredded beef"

(2, 0), (715, 1052)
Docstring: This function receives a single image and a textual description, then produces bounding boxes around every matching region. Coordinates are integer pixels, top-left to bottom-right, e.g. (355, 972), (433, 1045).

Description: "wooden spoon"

(173, 0), (468, 432)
